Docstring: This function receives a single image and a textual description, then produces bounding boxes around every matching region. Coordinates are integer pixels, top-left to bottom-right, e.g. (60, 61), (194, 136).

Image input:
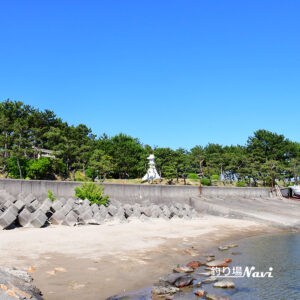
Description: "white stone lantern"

(142, 154), (161, 181)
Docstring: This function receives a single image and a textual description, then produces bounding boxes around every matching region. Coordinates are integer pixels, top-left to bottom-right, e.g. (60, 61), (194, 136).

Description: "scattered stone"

(186, 261), (203, 269)
(207, 260), (228, 268)
(46, 270), (56, 276)
(0, 267), (42, 299)
(28, 266), (36, 273)
(184, 248), (200, 256)
(206, 257), (214, 262)
(213, 280), (235, 288)
(174, 275), (194, 288)
(54, 267), (66, 273)
(194, 289), (207, 297)
(70, 282), (85, 290)
(202, 276), (218, 283)
(159, 273), (193, 288)
(226, 244), (238, 248)
(203, 253), (215, 257)
(6, 289), (19, 298)
(231, 252), (242, 255)
(218, 246), (229, 251)
(151, 285), (179, 296)
(173, 265), (194, 273)
(2, 268), (33, 283)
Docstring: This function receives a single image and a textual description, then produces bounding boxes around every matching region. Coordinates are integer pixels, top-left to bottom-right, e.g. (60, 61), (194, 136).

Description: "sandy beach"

(0, 216), (279, 300)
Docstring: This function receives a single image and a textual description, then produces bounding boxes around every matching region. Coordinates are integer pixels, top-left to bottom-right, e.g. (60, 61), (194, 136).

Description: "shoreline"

(0, 216), (284, 300)
(116, 229), (299, 299)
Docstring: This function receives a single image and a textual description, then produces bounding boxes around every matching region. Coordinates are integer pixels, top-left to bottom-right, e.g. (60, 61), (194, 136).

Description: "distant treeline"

(0, 99), (299, 186)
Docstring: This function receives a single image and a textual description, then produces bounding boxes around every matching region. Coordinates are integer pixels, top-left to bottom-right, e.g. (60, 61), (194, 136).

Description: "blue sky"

(0, 0), (299, 149)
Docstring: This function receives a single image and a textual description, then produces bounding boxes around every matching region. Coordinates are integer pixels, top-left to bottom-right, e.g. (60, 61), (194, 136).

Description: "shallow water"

(114, 233), (300, 300)
(203, 233), (300, 299)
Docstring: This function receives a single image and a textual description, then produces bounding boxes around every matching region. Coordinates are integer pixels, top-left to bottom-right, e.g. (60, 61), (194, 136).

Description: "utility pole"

(293, 160), (297, 185)
(199, 155), (204, 196)
(270, 162), (274, 190)
(220, 164), (223, 185)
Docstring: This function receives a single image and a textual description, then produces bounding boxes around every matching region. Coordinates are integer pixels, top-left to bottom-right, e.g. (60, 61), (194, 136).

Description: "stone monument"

(142, 154), (161, 181)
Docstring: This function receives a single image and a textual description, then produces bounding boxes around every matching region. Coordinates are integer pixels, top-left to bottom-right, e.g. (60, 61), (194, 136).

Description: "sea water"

(213, 233), (300, 299)
(114, 233), (300, 300)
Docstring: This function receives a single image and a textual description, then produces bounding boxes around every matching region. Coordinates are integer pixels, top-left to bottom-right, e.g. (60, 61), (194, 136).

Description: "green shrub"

(74, 182), (109, 206)
(48, 190), (55, 201)
(236, 181), (246, 187)
(201, 178), (211, 186)
(75, 171), (87, 182)
(27, 157), (53, 179)
(211, 174), (219, 181)
(85, 168), (97, 180)
(7, 157), (29, 178)
(188, 173), (199, 180)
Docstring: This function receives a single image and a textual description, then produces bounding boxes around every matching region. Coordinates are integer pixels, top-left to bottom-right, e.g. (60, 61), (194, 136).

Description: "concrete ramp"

(191, 196), (300, 229)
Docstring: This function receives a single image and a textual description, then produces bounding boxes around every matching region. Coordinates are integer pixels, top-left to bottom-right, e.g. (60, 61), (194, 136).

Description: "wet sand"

(0, 216), (279, 300)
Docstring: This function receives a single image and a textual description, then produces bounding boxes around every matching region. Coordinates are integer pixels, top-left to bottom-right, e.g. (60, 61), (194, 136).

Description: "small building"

(33, 147), (55, 159)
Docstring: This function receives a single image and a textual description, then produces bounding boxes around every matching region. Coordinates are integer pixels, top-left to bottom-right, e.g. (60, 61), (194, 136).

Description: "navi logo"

(211, 266), (274, 278)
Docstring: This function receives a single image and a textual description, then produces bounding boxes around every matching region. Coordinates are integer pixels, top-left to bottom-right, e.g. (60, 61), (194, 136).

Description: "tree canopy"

(0, 99), (299, 186)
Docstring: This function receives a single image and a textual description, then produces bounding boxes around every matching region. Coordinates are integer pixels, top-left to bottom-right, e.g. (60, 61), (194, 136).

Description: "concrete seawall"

(0, 179), (270, 204)
(2, 178), (300, 229)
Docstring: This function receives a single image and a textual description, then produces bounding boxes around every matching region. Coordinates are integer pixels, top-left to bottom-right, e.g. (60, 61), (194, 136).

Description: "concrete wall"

(0, 179), (270, 204)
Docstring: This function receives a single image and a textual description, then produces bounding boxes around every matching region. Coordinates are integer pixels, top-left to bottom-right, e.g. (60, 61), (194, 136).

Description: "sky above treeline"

(0, 0), (299, 149)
